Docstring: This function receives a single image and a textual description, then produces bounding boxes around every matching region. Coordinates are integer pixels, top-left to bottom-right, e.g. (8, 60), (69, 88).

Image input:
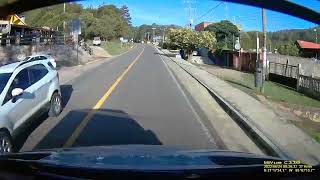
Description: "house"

(296, 40), (320, 58)
(0, 14), (59, 46)
(195, 22), (213, 31)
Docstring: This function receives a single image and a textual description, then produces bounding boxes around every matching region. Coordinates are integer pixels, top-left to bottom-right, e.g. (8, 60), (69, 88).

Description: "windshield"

(0, 0), (319, 173)
(0, 73), (11, 94)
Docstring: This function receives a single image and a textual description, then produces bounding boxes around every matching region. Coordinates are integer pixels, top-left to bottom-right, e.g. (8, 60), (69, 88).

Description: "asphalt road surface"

(19, 44), (215, 152)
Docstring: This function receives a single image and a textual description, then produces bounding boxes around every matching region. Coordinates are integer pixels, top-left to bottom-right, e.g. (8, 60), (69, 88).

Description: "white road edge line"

(153, 46), (216, 146)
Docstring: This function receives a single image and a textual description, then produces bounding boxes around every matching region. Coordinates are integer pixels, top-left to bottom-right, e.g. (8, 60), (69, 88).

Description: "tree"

(278, 42), (300, 56)
(204, 20), (239, 50)
(134, 24), (181, 42)
(120, 5), (132, 26)
(167, 28), (216, 61)
(24, 3), (135, 41)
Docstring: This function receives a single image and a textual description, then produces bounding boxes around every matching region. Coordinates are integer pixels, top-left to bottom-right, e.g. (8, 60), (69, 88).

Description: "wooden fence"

(268, 61), (320, 100)
(269, 62), (299, 78)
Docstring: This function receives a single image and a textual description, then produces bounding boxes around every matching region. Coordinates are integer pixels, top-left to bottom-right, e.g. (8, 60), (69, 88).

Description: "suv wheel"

(49, 92), (62, 117)
(0, 131), (13, 154)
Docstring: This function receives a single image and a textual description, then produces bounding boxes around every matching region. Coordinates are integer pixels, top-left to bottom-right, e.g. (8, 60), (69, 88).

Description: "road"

(18, 44), (216, 151)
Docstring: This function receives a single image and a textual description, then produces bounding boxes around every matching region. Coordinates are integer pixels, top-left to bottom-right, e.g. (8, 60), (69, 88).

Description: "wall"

(267, 54), (320, 78)
(0, 44), (92, 67)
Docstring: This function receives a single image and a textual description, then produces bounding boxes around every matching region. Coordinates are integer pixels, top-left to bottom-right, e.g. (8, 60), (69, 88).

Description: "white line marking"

(153, 46), (216, 146)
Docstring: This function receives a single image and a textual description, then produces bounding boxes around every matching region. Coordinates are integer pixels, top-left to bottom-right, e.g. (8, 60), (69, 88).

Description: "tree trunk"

(187, 53), (193, 62)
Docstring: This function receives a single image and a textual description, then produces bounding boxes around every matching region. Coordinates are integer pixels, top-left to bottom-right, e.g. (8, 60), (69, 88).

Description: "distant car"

(93, 37), (101, 46)
(0, 58), (62, 153)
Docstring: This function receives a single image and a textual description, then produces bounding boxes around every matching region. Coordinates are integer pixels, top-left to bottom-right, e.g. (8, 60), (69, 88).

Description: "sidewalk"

(157, 49), (320, 165)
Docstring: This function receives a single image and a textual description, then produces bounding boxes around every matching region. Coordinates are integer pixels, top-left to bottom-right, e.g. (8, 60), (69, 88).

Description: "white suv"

(92, 37), (101, 46)
(0, 56), (62, 153)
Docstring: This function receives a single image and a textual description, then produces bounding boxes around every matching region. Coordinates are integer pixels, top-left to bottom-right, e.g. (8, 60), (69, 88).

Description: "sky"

(80, 0), (319, 32)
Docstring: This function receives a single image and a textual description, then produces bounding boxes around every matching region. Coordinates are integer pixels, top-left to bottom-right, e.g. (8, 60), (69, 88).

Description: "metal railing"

(298, 75), (320, 94)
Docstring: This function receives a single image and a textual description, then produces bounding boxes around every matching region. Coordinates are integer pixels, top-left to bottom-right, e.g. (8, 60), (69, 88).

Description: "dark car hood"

(2, 145), (283, 170)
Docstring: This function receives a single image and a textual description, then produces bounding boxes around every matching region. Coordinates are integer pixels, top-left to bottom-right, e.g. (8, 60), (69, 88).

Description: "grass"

(101, 40), (131, 56)
(292, 121), (320, 143)
(222, 73), (320, 108)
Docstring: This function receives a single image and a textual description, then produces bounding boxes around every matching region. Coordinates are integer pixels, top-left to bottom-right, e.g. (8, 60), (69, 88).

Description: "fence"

(298, 75), (320, 100)
(269, 62), (299, 78)
(268, 62), (299, 89)
(268, 61), (320, 100)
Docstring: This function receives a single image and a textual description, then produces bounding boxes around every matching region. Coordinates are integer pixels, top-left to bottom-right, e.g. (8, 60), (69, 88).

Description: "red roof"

(296, 40), (320, 49)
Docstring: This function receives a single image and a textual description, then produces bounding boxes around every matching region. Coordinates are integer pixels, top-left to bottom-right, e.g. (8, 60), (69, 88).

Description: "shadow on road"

(60, 84), (73, 108)
(34, 109), (162, 150)
(13, 84), (74, 152)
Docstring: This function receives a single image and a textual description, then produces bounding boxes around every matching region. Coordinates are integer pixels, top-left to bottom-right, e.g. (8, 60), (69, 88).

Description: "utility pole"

(315, 29), (318, 44)
(162, 27), (166, 48)
(152, 27), (156, 43)
(188, 0), (192, 29)
(147, 32), (150, 42)
(255, 32), (262, 91)
(63, 3), (66, 43)
(232, 34), (234, 50)
(261, 8), (267, 92)
(315, 29), (318, 59)
(184, 0), (193, 29)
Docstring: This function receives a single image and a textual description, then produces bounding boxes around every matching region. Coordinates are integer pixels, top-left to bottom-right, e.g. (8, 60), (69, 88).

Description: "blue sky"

(80, 0), (319, 32)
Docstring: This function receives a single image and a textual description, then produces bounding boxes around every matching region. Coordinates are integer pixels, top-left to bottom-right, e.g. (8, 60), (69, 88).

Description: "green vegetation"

(166, 28), (216, 61)
(101, 41), (132, 56)
(223, 73), (320, 108)
(134, 24), (180, 42)
(278, 42), (300, 56)
(240, 27), (319, 56)
(24, 3), (134, 41)
(292, 121), (320, 143)
(204, 20), (239, 50)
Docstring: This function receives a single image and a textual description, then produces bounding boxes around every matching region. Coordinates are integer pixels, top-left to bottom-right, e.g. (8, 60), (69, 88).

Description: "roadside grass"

(291, 121), (320, 143)
(101, 40), (131, 56)
(223, 73), (320, 108)
(222, 71), (320, 142)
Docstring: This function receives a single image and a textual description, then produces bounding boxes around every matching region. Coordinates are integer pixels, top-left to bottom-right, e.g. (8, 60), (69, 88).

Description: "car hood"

(2, 145), (283, 170)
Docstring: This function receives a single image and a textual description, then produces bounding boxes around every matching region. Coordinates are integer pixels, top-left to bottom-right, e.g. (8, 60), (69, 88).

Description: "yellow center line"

(63, 46), (145, 148)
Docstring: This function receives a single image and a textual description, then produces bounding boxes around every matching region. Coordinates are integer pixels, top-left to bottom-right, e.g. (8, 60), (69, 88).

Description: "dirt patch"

(90, 46), (111, 58)
(256, 94), (320, 143)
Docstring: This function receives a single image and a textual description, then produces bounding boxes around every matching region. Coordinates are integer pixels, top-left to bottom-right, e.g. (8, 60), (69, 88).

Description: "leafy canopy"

(204, 20), (239, 50)
(24, 3), (134, 41)
(167, 28), (216, 54)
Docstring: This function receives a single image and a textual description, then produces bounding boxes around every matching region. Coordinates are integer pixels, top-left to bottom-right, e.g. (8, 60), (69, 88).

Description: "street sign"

(235, 37), (241, 50)
(235, 43), (241, 50)
(71, 18), (81, 35)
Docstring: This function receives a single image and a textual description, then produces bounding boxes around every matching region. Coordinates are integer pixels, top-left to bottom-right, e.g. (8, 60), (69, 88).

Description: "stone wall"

(0, 45), (92, 67)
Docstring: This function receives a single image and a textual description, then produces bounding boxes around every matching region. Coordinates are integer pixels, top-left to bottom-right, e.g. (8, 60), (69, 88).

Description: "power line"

(194, 1), (223, 23)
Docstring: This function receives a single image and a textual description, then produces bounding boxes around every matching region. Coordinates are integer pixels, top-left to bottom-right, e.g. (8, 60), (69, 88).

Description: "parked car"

(23, 55), (57, 69)
(0, 57), (62, 153)
(92, 37), (101, 46)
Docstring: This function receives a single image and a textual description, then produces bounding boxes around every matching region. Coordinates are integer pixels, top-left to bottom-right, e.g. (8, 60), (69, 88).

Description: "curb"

(156, 47), (290, 159)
